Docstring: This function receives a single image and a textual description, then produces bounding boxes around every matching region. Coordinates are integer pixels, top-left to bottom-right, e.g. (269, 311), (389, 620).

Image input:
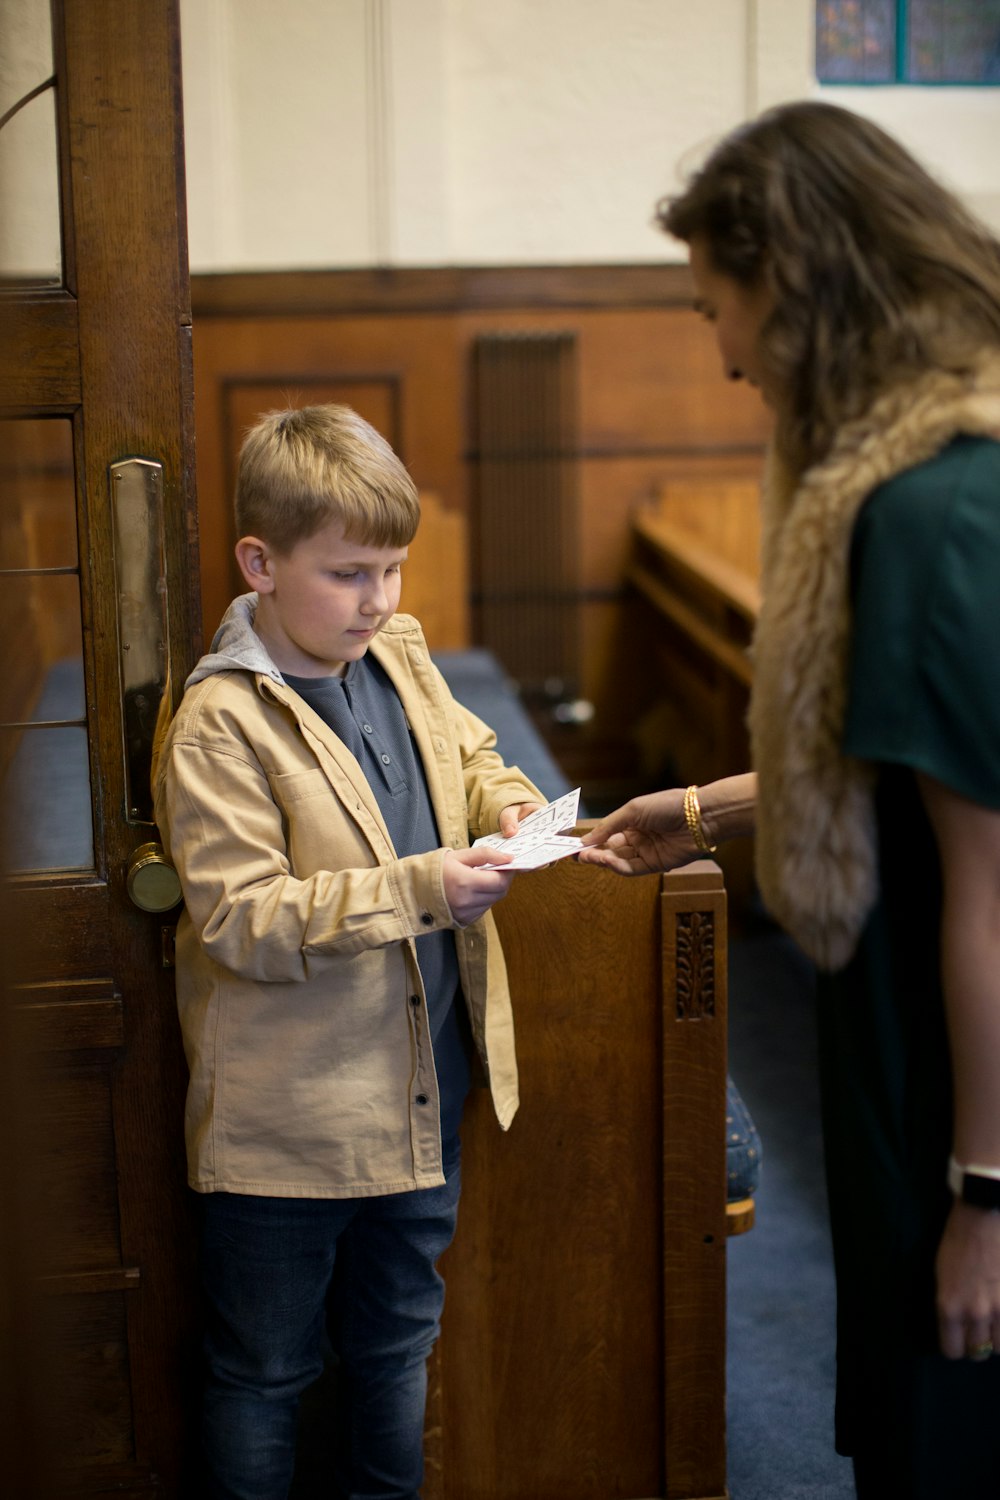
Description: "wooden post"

(662, 863), (729, 1500)
(426, 854), (730, 1500)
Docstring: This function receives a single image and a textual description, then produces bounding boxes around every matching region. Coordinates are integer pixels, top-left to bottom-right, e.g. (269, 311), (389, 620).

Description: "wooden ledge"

(726, 1197), (756, 1236)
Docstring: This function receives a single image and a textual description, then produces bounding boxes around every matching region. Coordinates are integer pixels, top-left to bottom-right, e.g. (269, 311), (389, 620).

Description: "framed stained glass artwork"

(817, 1), (1000, 85)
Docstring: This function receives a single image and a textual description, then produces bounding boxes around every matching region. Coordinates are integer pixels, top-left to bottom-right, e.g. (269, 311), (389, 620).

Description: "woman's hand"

(576, 789), (693, 875)
(578, 772), (757, 876)
(936, 1201), (1000, 1361)
(918, 772), (1000, 1361)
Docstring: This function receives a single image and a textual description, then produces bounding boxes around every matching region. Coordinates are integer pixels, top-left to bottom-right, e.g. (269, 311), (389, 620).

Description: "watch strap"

(948, 1155), (1000, 1211)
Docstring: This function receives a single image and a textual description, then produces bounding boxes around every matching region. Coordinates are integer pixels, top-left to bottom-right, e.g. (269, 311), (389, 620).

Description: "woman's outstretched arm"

(577, 771), (757, 875)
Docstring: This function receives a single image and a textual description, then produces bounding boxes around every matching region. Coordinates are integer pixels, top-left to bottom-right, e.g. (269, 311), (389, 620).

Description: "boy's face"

(239, 517), (407, 678)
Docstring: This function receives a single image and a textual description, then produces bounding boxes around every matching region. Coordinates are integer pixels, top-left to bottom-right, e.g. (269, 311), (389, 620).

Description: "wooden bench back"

(425, 853), (729, 1500)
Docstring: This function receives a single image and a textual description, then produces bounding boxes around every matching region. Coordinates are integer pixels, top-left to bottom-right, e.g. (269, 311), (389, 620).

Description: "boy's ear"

(234, 536), (275, 593)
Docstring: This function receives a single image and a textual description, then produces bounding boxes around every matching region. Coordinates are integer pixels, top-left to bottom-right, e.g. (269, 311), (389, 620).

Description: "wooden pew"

(401, 492), (470, 650)
(425, 852), (730, 1500)
(630, 478), (761, 689)
(627, 477), (762, 911)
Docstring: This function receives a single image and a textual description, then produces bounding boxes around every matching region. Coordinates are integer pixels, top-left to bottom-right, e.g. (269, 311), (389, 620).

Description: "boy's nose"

(361, 582), (388, 615)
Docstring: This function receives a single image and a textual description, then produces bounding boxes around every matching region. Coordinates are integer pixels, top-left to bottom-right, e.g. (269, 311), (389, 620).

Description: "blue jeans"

(197, 1145), (461, 1500)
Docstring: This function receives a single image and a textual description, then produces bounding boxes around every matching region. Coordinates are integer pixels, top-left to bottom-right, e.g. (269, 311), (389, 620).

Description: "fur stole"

(749, 353), (1000, 971)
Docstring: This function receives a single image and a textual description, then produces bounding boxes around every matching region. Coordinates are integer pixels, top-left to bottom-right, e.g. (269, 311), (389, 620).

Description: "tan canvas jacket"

(153, 596), (544, 1198)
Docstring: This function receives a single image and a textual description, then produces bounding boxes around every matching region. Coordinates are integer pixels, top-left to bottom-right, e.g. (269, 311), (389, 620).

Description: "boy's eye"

(330, 563), (403, 581)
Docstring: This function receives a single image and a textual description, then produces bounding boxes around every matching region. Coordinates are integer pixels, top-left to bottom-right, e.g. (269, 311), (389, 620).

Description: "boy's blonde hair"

(235, 404), (420, 552)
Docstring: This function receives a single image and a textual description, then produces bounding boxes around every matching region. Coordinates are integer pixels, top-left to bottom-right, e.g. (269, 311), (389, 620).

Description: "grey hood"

(185, 593), (284, 690)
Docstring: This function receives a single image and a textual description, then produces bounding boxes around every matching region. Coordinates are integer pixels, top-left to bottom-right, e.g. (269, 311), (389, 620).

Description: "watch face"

(962, 1173), (1000, 1212)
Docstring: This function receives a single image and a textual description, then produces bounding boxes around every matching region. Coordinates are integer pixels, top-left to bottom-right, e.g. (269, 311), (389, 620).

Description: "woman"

(579, 101), (1000, 1497)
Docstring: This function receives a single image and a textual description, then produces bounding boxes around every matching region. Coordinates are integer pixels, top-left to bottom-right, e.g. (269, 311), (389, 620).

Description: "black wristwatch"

(948, 1156), (1000, 1211)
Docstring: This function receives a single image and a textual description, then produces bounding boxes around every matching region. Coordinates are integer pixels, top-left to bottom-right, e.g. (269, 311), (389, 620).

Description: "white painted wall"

(5, 0), (998, 276)
(178, 0), (1000, 272)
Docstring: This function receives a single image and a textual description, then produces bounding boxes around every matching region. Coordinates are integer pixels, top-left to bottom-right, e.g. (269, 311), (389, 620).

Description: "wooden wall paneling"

(402, 493), (469, 648)
(193, 311), (466, 488)
(191, 270), (771, 795)
(578, 459), (650, 595)
(470, 330), (580, 693)
(192, 313), (466, 639)
(575, 308), (771, 453)
(189, 265), (696, 321)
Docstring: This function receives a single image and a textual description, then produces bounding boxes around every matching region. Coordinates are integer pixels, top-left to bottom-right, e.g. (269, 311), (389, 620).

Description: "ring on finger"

(967, 1341), (994, 1362)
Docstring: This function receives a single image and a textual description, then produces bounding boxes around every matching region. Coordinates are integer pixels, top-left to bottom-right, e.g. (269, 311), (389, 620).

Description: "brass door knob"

(126, 841), (182, 912)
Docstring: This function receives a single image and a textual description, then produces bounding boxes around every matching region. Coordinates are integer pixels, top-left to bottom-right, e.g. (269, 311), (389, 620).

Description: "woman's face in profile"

(688, 235), (772, 400)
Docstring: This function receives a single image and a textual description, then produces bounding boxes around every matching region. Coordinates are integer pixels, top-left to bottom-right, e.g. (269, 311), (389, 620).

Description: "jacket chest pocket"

(269, 769), (384, 874)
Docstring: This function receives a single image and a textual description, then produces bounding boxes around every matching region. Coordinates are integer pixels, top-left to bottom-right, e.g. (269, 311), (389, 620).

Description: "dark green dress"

(817, 436), (1000, 1493)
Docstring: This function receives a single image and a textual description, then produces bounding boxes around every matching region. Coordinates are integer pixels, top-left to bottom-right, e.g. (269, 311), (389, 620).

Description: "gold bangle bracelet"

(683, 784), (717, 854)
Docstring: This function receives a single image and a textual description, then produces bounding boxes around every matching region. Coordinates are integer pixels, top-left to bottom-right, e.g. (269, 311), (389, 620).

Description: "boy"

(153, 404), (544, 1499)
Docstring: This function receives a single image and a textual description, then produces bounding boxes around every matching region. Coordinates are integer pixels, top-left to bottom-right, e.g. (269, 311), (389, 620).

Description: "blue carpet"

(726, 922), (855, 1498)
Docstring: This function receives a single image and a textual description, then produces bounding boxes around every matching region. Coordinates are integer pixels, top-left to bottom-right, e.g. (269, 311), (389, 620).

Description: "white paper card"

(473, 787), (584, 870)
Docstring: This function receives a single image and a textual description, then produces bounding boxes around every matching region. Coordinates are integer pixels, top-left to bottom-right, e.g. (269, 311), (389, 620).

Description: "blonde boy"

(153, 405), (543, 1499)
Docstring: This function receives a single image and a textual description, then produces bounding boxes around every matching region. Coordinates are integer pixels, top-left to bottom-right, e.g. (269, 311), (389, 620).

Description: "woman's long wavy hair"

(659, 101), (1000, 475)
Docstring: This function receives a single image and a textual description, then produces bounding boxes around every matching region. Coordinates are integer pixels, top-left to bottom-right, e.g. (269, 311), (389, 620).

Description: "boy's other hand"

(498, 802), (545, 838)
(443, 847), (516, 926)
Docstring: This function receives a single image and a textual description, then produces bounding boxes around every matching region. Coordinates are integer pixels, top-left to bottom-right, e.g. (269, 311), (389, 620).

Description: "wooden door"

(0, 2), (201, 1494)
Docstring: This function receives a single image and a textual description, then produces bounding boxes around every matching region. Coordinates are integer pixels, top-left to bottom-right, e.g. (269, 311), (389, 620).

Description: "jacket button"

(420, 911), (434, 926)
(410, 994), (420, 1007)
(416, 1093), (429, 1105)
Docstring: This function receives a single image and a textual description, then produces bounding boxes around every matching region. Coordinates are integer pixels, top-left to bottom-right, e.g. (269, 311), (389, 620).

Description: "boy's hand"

(442, 847), (516, 925)
(498, 802), (545, 838)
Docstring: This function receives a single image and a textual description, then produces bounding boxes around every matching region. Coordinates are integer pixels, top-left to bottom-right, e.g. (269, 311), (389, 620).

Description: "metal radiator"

(471, 331), (580, 700)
